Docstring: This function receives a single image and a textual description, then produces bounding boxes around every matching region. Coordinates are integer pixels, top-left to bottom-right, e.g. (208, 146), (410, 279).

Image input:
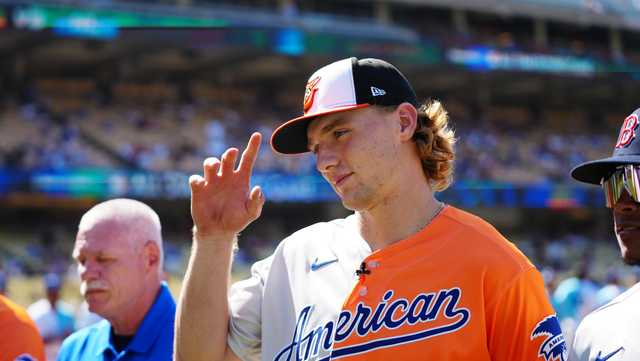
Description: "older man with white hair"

(58, 198), (175, 361)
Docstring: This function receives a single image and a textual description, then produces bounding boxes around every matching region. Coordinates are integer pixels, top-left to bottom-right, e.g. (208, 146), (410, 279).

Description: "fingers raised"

(203, 157), (221, 183)
(189, 174), (205, 192)
(238, 132), (262, 178)
(220, 148), (239, 176)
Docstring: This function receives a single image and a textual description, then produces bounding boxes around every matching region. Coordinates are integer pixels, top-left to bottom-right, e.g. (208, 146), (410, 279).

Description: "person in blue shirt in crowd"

(28, 273), (75, 344)
(58, 198), (175, 361)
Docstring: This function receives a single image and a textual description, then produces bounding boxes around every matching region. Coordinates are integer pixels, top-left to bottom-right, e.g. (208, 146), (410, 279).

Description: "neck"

(109, 281), (161, 336)
(356, 175), (441, 251)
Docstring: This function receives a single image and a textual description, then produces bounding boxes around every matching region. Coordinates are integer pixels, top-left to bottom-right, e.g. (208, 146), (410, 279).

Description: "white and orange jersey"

(228, 206), (566, 361)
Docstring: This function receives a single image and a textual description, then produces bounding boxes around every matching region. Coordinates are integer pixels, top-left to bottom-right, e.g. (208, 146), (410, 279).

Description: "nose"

(614, 191), (640, 213)
(315, 145), (339, 173)
(78, 260), (99, 281)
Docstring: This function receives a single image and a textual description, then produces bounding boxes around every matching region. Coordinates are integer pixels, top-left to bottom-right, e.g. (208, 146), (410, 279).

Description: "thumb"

(247, 186), (265, 220)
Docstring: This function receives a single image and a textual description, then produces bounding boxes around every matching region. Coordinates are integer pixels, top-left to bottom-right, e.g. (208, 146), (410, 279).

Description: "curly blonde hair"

(412, 99), (456, 192)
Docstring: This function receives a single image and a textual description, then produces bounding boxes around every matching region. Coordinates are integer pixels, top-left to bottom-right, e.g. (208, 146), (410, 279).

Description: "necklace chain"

(425, 201), (445, 228)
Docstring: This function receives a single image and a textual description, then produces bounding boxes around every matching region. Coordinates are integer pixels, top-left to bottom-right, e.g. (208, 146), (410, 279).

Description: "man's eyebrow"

(307, 115), (353, 152)
(308, 118), (340, 152)
(310, 117), (347, 140)
(321, 116), (350, 134)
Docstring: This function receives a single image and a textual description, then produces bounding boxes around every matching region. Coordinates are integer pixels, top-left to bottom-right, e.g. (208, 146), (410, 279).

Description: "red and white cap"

(270, 57), (418, 154)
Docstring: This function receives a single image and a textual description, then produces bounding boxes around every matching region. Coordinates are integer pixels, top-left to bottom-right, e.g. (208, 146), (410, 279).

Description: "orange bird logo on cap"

(303, 76), (321, 114)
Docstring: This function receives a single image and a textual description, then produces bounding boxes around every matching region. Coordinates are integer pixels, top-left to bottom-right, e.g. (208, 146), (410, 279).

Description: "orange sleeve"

(486, 267), (567, 361)
(0, 296), (46, 361)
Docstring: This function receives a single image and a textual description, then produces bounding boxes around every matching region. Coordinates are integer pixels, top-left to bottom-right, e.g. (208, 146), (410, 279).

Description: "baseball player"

(175, 57), (566, 361)
(570, 108), (640, 361)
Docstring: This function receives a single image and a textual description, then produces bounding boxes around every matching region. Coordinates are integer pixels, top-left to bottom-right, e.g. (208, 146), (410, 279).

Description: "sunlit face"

(72, 220), (147, 321)
(307, 106), (404, 211)
(613, 191), (640, 265)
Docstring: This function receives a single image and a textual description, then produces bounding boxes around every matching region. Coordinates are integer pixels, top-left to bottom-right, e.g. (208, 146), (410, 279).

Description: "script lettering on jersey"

(273, 287), (470, 361)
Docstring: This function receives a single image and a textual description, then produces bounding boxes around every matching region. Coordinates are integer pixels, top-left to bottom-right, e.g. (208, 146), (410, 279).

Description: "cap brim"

(571, 155), (640, 184)
(270, 104), (370, 155)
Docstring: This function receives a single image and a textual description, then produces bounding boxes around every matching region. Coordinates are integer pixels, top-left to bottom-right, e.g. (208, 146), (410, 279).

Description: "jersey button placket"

(359, 286), (368, 296)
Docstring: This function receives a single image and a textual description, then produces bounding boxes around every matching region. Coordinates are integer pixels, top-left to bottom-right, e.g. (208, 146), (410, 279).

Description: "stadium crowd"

(0, 78), (620, 185)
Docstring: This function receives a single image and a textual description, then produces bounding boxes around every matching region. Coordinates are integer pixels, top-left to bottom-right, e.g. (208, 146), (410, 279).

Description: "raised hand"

(189, 132), (265, 242)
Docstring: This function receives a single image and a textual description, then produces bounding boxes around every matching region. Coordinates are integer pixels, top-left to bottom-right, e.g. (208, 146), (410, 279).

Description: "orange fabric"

(0, 294), (46, 361)
(331, 206), (560, 361)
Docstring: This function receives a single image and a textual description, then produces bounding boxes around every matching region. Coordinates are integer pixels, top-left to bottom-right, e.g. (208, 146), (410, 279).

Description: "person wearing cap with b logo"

(570, 109), (640, 361)
(175, 58), (565, 361)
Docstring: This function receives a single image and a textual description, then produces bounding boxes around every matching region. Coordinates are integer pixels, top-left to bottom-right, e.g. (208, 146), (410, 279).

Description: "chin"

(340, 199), (368, 212)
(85, 298), (108, 316)
(622, 253), (640, 266)
(338, 192), (375, 212)
(86, 303), (101, 316)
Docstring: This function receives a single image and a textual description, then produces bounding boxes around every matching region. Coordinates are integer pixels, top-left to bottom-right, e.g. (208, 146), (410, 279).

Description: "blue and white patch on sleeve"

(530, 315), (567, 361)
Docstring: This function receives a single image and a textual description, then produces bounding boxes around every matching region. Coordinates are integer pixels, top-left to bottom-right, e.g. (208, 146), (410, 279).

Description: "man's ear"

(143, 241), (161, 272)
(396, 102), (418, 141)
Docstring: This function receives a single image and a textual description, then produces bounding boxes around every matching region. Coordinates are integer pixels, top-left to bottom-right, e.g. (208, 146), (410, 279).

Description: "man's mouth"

(617, 224), (640, 233)
(334, 173), (353, 187)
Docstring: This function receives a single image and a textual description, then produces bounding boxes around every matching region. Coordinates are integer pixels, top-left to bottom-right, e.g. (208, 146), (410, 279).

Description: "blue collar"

(95, 282), (175, 357)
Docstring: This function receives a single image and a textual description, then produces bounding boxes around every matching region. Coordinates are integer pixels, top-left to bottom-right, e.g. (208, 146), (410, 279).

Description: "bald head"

(78, 198), (164, 273)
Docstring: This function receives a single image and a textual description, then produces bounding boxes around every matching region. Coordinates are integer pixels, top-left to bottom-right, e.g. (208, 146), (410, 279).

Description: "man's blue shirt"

(57, 283), (175, 361)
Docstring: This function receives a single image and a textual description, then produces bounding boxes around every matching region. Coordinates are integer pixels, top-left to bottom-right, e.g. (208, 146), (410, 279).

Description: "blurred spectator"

(594, 268), (625, 308)
(0, 293), (46, 361)
(551, 264), (599, 346)
(553, 264), (599, 321)
(58, 198), (175, 361)
(27, 273), (75, 343)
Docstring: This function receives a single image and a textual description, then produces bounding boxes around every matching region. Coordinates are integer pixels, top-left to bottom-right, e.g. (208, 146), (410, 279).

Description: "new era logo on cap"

(371, 86), (386, 96)
(271, 57), (419, 154)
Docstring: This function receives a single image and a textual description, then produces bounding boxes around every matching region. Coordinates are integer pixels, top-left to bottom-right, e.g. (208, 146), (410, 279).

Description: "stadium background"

(1, 0), (639, 358)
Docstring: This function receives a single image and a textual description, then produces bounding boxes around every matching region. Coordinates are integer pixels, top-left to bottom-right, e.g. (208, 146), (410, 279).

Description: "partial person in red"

(0, 293), (46, 361)
(175, 57), (566, 361)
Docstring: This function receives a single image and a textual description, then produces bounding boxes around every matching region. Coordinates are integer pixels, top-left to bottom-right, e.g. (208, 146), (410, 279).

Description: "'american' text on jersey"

(274, 287), (470, 361)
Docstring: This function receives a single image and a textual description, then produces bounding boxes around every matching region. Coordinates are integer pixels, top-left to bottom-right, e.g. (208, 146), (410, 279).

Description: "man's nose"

(315, 145), (339, 173)
(615, 191), (640, 213)
(79, 260), (99, 281)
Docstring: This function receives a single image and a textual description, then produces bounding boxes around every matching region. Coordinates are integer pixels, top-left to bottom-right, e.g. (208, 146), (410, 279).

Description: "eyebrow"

(307, 117), (348, 151)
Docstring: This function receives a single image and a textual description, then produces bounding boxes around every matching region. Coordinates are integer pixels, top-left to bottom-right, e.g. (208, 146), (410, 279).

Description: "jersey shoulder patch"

(530, 315), (567, 361)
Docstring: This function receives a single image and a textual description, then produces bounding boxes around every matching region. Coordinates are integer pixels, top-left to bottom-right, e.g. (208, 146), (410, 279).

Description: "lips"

(84, 289), (107, 299)
(616, 224), (640, 233)
(332, 173), (353, 187)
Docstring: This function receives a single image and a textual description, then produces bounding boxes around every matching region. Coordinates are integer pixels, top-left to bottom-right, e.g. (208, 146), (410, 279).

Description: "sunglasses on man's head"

(602, 164), (640, 208)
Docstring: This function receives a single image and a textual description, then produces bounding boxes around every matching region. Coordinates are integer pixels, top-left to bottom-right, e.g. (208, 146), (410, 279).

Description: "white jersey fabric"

(571, 282), (640, 361)
(228, 215), (371, 361)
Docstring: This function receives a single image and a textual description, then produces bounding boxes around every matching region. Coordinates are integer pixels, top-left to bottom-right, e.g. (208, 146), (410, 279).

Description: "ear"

(396, 102), (418, 142)
(143, 240), (161, 273)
